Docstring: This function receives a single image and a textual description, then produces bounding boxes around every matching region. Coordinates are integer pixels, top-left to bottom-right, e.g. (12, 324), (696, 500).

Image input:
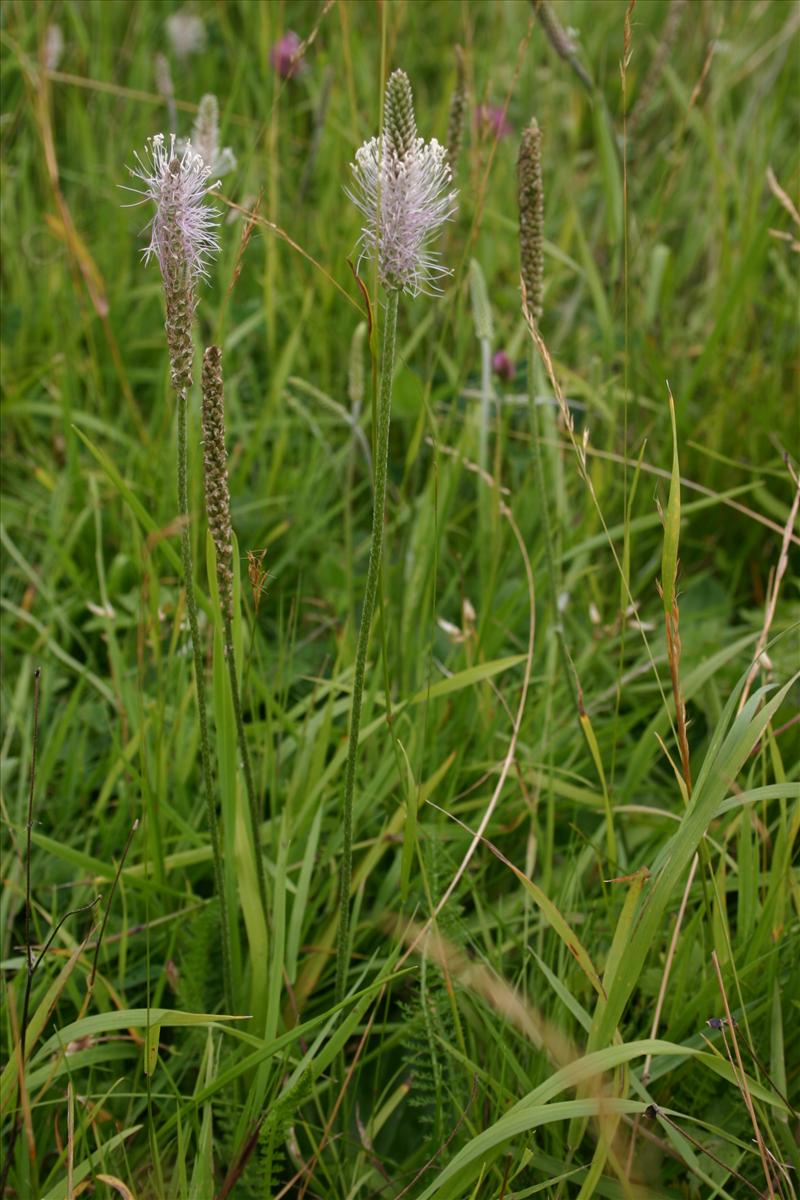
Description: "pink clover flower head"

(270, 30), (307, 79)
(492, 349), (515, 382)
(346, 74), (458, 298)
(124, 133), (221, 283)
(475, 104), (513, 140)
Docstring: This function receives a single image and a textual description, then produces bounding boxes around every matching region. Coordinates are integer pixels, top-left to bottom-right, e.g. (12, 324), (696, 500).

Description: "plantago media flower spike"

(124, 133), (220, 391)
(346, 68), (458, 296)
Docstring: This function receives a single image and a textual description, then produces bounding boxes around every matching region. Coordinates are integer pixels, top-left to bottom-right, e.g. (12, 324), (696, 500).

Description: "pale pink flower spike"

(124, 133), (220, 283)
(346, 121), (458, 296)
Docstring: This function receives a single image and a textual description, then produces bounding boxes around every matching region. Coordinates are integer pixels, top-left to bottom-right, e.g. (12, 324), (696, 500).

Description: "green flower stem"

(335, 287), (399, 1004)
(222, 609), (267, 913)
(527, 344), (570, 683)
(177, 387), (233, 1008)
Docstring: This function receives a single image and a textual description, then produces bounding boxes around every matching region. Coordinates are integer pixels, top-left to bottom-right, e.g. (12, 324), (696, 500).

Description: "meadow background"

(1, 1), (799, 1197)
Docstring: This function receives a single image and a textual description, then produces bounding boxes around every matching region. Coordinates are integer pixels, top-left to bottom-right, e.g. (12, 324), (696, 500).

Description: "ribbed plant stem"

(335, 288), (399, 1004)
(177, 387), (232, 1008)
(222, 610), (267, 912)
(527, 344), (572, 693)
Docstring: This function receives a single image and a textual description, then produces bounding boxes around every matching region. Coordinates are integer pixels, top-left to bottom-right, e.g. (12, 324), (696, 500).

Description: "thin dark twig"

(215, 1115), (267, 1200)
(33, 897), (102, 972)
(712, 952), (776, 1199)
(21, 667), (41, 1062)
(737, 1039), (798, 1120)
(393, 1075), (478, 1199)
(645, 1106), (764, 1197)
(706, 1022), (797, 1121)
(89, 818), (139, 993)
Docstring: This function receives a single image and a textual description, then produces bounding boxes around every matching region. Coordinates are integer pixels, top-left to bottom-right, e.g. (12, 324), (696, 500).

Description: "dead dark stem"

(22, 667), (42, 1063)
(89, 819), (139, 992)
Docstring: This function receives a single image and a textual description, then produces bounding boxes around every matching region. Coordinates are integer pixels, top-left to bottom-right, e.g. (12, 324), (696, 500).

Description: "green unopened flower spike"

(517, 118), (544, 324)
(385, 67), (417, 160)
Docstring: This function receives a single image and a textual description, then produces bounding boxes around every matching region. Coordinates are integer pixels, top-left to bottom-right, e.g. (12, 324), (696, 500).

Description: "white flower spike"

(347, 70), (458, 296)
(124, 133), (220, 283)
(123, 133), (220, 392)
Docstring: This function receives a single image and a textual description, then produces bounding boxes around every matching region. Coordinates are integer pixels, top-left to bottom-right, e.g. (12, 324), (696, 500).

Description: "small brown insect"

(246, 548), (271, 614)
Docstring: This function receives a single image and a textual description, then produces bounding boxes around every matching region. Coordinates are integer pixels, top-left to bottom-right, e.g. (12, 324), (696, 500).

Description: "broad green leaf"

(32, 1008), (249, 1064)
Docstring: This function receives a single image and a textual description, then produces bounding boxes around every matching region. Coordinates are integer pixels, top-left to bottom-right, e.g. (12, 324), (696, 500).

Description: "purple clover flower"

(492, 350), (515, 382)
(270, 31), (307, 79)
(475, 104), (513, 140)
(346, 130), (458, 296)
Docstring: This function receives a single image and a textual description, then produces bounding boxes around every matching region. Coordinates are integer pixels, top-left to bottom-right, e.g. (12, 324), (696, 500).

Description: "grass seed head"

(201, 346), (233, 617)
(517, 117), (544, 324)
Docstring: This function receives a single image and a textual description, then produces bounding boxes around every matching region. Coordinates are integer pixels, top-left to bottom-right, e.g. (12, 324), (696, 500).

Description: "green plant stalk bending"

(177, 388), (233, 1008)
(335, 288), (399, 1004)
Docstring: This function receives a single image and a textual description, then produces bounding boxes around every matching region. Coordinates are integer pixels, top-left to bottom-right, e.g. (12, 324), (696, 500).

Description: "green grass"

(2, 1), (799, 1197)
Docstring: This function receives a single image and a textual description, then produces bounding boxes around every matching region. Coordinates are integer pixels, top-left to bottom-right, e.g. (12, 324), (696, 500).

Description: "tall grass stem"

(177, 388), (233, 1008)
(335, 288), (399, 1003)
(223, 608), (267, 912)
(527, 346), (571, 693)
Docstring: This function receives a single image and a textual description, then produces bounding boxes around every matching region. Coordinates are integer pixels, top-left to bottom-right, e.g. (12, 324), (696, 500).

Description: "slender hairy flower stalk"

(518, 120), (573, 700)
(336, 70), (457, 1003)
(124, 135), (232, 1005)
(201, 346), (267, 912)
(446, 45), (468, 171)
